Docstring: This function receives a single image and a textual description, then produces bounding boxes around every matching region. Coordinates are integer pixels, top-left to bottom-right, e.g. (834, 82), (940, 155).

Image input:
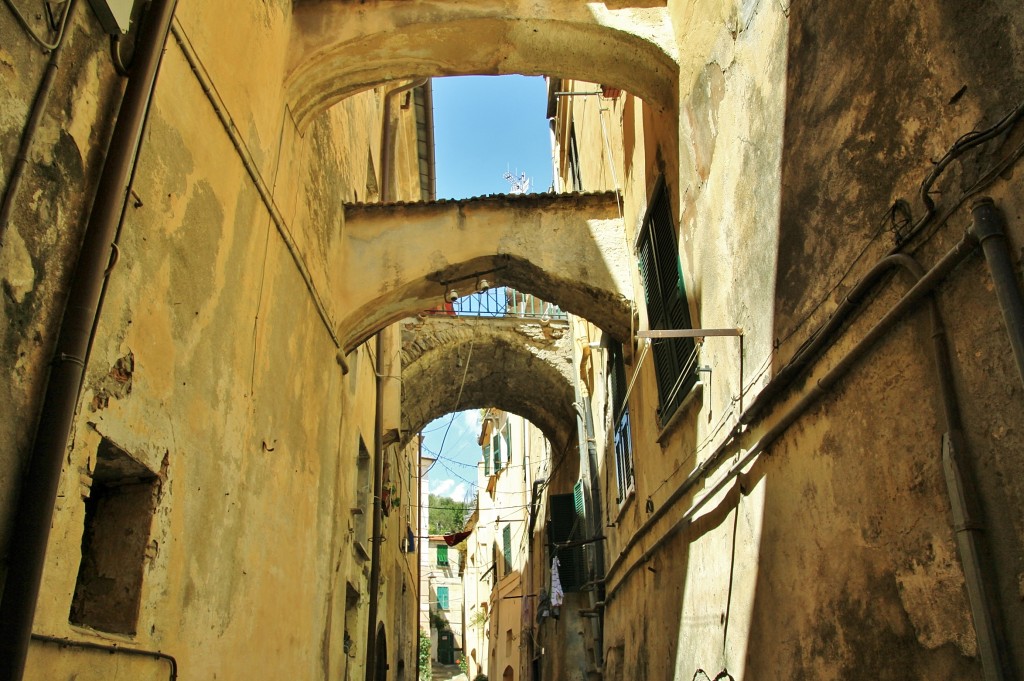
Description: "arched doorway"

(503, 664), (514, 681)
(375, 626), (388, 681)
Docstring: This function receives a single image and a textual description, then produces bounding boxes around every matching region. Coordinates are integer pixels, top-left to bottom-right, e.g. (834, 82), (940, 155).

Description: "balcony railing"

(421, 287), (568, 321)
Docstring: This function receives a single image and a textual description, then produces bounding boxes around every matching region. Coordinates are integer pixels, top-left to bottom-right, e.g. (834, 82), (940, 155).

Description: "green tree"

(418, 630), (432, 681)
(427, 494), (468, 535)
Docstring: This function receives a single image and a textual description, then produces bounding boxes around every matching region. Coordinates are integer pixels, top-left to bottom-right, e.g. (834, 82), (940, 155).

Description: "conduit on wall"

(0, 1), (179, 679)
(365, 77), (425, 681)
(605, 209), (1016, 679)
(0, 0), (81, 247)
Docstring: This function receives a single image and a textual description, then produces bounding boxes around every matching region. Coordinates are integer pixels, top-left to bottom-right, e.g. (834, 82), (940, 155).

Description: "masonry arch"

(339, 193), (634, 353)
(401, 318), (577, 453)
(286, 1), (679, 131)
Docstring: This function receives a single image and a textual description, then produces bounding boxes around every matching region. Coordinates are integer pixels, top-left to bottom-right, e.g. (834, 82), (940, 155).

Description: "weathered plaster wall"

(3, 2), (423, 678)
(566, 0), (1024, 679)
(764, 0), (1024, 674)
(0, 6), (125, 578)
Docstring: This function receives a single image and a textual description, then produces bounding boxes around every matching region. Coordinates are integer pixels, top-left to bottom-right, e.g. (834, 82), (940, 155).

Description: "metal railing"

(421, 287), (568, 321)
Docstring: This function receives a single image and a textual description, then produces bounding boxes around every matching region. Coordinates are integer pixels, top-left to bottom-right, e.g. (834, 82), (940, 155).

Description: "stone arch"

(401, 317), (577, 453)
(339, 193), (634, 353)
(286, 1), (679, 130)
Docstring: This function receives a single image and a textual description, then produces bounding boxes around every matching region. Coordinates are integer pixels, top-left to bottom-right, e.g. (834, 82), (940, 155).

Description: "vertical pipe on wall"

(0, 2), (177, 679)
(366, 77), (425, 681)
(364, 333), (386, 681)
(971, 198), (1024, 389)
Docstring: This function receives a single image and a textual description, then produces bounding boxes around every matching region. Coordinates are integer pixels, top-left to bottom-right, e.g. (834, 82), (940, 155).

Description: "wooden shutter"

(502, 524), (513, 574)
(548, 493), (585, 592)
(637, 180), (697, 422)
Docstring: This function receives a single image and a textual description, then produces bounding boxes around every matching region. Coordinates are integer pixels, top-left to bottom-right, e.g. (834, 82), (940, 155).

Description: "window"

(502, 524), (513, 575)
(637, 179), (698, 424)
(492, 430), (502, 473)
(353, 438), (371, 557)
(547, 493), (585, 592)
(568, 124), (583, 191)
(609, 340), (634, 502)
(69, 437), (158, 635)
(437, 544), (449, 567)
(437, 586), (449, 610)
(503, 422), (512, 463)
(483, 442), (491, 475)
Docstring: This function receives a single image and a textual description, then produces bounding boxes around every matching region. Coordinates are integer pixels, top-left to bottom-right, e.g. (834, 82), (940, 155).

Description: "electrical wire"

(774, 98), (1024, 354)
(422, 339), (475, 478)
(4, 0), (73, 52)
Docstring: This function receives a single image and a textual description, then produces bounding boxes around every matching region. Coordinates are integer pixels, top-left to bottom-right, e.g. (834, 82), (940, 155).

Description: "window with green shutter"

(437, 544), (448, 567)
(492, 431), (502, 473)
(503, 422), (512, 462)
(437, 586), (449, 610)
(637, 178), (697, 424)
(548, 493), (585, 592)
(502, 524), (513, 575)
(483, 442), (491, 475)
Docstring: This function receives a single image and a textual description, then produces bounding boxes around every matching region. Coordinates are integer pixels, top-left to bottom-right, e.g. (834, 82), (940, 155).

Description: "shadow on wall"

(769, 1), (1024, 677)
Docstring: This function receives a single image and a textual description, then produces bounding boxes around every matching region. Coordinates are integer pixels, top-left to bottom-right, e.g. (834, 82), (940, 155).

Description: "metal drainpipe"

(365, 78), (425, 681)
(892, 255), (1011, 681)
(416, 437), (424, 681)
(0, 1), (177, 679)
(570, 335), (604, 676)
(604, 235), (1013, 678)
(29, 634), (177, 681)
(970, 198), (1024, 389)
(0, 0), (81, 247)
(364, 332), (386, 681)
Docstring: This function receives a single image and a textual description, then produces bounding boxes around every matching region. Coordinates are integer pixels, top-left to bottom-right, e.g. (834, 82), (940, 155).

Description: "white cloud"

(449, 483), (468, 501)
(462, 409), (482, 436)
(432, 479), (455, 497)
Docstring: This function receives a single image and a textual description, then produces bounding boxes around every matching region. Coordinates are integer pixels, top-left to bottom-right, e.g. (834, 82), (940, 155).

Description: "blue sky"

(432, 75), (554, 199)
(422, 75), (552, 501)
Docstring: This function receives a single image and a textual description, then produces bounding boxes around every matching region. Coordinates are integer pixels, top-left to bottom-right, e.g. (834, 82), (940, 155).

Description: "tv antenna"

(503, 169), (531, 195)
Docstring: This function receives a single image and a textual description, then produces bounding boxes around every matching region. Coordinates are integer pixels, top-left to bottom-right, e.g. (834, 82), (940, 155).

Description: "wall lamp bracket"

(636, 328), (745, 411)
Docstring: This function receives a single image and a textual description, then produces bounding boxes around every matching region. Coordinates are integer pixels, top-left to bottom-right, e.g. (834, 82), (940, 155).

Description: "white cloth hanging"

(550, 556), (564, 607)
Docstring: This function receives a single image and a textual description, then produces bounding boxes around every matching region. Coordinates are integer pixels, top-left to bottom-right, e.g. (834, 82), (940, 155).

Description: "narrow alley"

(1, 2), (1023, 681)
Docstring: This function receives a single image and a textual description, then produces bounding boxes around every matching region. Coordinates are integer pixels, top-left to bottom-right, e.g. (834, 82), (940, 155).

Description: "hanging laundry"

(443, 529), (472, 546)
(550, 556), (564, 608)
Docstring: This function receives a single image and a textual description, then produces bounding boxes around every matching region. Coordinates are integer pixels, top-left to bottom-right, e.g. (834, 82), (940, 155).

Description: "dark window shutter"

(638, 180), (697, 422)
(609, 341), (634, 502)
(492, 431), (502, 472)
(548, 493), (585, 592)
(502, 524), (513, 574)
